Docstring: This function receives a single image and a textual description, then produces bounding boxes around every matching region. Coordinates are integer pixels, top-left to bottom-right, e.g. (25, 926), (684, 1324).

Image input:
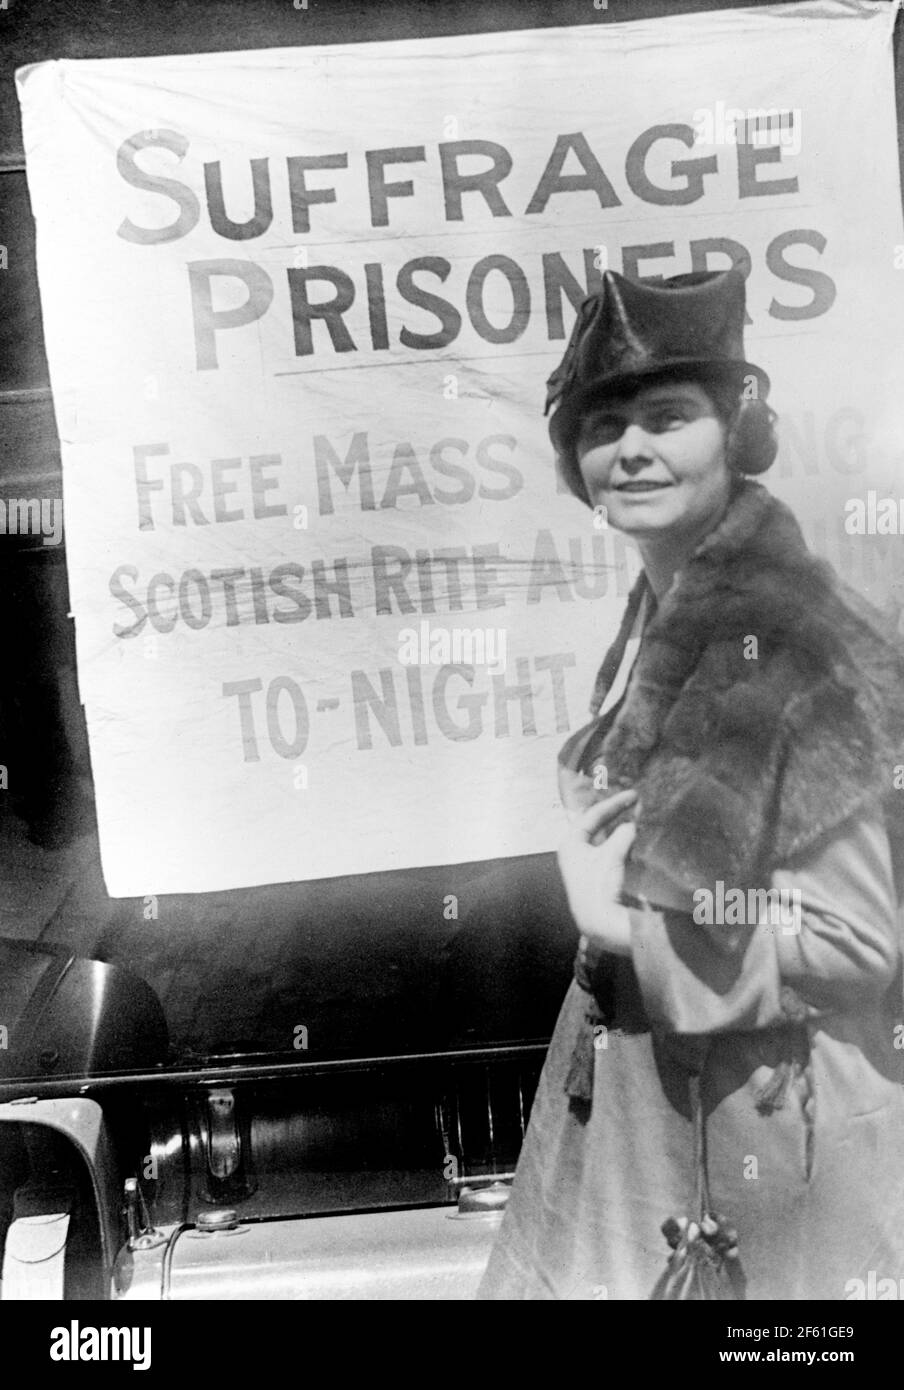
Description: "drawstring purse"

(650, 1070), (745, 1300)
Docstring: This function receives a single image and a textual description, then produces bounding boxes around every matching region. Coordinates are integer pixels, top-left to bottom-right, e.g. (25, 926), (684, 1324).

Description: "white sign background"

(16, 0), (904, 895)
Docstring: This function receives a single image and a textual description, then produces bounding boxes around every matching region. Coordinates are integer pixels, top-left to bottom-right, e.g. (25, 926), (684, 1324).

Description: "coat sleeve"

(628, 810), (901, 1035)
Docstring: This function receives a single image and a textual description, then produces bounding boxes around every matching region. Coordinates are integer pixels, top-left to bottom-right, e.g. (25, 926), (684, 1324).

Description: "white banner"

(16, 0), (904, 895)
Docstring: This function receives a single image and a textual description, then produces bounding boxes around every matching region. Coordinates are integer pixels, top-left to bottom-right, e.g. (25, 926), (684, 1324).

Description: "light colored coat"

(478, 807), (904, 1299)
(478, 480), (904, 1302)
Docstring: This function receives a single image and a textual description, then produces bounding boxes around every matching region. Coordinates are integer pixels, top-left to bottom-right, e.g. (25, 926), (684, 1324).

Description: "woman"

(477, 268), (904, 1301)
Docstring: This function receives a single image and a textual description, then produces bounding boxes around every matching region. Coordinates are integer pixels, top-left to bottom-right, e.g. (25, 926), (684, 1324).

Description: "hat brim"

(560, 357), (770, 415)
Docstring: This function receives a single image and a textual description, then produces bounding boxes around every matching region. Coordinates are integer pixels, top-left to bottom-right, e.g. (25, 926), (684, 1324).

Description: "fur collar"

(560, 479), (904, 907)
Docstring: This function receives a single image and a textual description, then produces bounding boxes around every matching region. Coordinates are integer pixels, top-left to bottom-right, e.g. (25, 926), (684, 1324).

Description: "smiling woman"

(575, 380), (734, 550)
(478, 268), (904, 1301)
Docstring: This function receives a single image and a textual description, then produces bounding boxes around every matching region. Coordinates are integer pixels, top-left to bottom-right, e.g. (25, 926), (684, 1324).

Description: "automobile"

(0, 926), (563, 1300)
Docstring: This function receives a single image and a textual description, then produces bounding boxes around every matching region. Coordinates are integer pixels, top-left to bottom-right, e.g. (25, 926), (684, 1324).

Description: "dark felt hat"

(545, 268), (770, 420)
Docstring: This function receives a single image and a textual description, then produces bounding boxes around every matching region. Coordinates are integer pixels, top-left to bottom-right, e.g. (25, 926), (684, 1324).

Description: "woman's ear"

(726, 398), (778, 475)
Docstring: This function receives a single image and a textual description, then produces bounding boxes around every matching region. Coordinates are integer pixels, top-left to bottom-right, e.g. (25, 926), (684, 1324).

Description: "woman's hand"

(557, 788), (638, 956)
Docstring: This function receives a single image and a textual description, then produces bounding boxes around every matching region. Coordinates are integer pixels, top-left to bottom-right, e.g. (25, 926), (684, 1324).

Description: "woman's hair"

(551, 367), (778, 504)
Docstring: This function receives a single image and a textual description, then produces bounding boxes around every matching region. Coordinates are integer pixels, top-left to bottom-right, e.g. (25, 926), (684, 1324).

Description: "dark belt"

(565, 934), (650, 1106)
(566, 927), (813, 1116)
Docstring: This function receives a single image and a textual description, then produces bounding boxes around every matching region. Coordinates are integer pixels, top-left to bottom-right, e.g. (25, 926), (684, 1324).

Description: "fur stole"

(560, 479), (904, 908)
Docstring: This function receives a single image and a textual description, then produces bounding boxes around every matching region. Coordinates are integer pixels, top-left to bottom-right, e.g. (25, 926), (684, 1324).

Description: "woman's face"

(576, 379), (732, 539)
